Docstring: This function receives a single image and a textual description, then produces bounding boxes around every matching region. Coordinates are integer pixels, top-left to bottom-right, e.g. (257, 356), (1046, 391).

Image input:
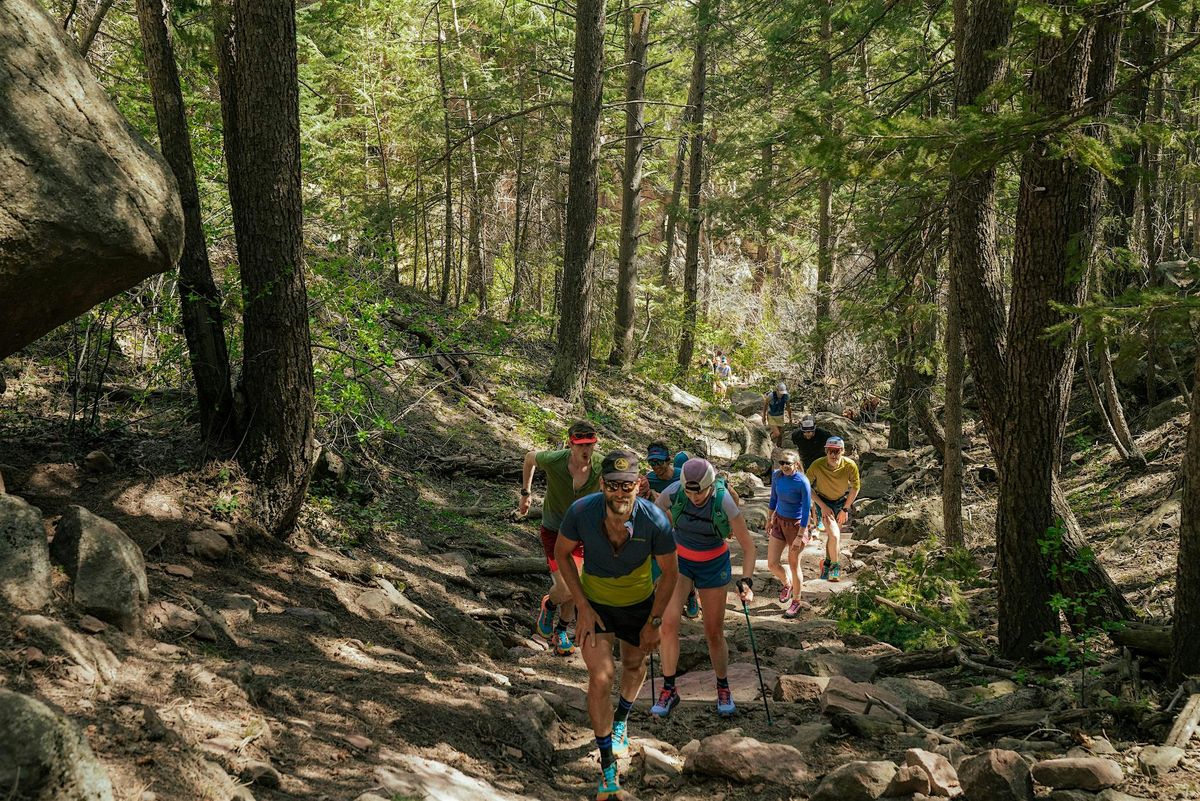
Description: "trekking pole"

(649, 650), (656, 703)
(741, 600), (773, 726)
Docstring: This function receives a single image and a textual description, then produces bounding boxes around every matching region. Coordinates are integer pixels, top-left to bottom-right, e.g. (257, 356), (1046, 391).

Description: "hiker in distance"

(766, 449), (813, 618)
(762, 382), (793, 447)
(638, 442), (701, 620)
(554, 450), (678, 801)
(650, 457), (756, 718)
(518, 420), (603, 655)
(805, 436), (860, 582)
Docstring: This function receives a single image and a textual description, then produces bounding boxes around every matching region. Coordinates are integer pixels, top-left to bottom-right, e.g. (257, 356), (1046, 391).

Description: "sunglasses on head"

(684, 482), (706, 493)
(648, 459), (666, 467)
(604, 479), (637, 492)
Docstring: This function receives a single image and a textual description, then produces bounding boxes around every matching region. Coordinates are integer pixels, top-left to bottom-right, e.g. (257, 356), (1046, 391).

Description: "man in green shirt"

(804, 436), (860, 582)
(518, 421), (604, 655)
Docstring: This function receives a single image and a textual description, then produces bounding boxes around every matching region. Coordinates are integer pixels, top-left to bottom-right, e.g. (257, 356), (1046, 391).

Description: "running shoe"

(649, 686), (679, 718)
(684, 591), (700, 619)
(716, 686), (736, 717)
(784, 599), (803, 619)
(596, 760), (621, 800)
(817, 519), (826, 532)
(612, 720), (629, 756)
(778, 584), (792, 604)
(829, 562), (842, 582)
(819, 559), (831, 581)
(536, 594), (555, 638)
(554, 628), (575, 656)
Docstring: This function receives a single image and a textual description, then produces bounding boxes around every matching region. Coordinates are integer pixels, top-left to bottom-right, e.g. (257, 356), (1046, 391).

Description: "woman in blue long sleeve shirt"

(766, 450), (812, 618)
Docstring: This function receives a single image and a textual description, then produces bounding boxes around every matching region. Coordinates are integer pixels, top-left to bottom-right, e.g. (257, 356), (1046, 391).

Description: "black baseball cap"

(601, 450), (640, 481)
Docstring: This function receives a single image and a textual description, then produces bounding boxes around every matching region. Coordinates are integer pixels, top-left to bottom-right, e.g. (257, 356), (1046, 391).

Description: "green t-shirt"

(536, 449), (603, 531)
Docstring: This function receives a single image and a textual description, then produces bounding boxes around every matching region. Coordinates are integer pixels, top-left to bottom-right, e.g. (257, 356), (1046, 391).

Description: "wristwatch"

(520, 488), (531, 497)
(650, 616), (663, 628)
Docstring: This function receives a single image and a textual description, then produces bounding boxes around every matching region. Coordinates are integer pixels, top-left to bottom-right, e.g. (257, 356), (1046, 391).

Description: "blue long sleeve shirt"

(769, 469), (811, 526)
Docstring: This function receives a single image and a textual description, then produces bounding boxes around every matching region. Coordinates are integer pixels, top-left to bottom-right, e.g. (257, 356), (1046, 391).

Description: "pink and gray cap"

(681, 457), (716, 491)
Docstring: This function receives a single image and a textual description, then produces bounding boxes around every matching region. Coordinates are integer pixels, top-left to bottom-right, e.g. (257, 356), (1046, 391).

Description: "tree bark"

(609, 8), (650, 367)
(943, 270), (965, 548)
(660, 100), (694, 286)
(1099, 336), (1145, 463)
(434, 0), (455, 306)
(548, 0), (606, 400)
(135, 0), (236, 451)
(675, 0), (714, 374)
(78, 0), (116, 56)
(1172, 348), (1200, 681)
(218, 0), (316, 538)
(449, 0), (487, 310)
(812, 0), (834, 381)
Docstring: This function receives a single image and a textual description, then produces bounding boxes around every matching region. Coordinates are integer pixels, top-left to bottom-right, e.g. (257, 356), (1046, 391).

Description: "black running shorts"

(588, 595), (654, 647)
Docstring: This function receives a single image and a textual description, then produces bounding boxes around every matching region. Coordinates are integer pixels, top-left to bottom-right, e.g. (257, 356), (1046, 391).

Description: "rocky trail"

(2, 374), (1198, 801)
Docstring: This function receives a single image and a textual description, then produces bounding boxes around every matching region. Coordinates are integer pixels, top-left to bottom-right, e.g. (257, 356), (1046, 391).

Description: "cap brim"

(569, 434), (598, 444)
(603, 471), (640, 482)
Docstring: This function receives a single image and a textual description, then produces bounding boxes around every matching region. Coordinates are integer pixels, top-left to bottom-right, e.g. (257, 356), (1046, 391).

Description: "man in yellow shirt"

(804, 436), (859, 582)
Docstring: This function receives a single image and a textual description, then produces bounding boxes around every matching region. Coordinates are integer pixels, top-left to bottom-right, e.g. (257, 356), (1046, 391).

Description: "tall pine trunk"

(548, 0), (606, 400)
(675, 0), (713, 374)
(435, 0), (455, 306)
(609, 8), (649, 367)
(135, 0), (235, 451)
(1172, 348), (1200, 680)
(812, 0), (834, 381)
(217, 0), (315, 539)
(661, 96), (695, 286)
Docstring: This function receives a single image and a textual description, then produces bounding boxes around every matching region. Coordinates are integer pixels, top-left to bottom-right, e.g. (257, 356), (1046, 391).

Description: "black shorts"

(589, 595), (654, 647)
(817, 493), (849, 517)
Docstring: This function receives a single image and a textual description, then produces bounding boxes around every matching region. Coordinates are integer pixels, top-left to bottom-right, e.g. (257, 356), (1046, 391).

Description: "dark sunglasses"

(647, 459), (666, 467)
(780, 461), (797, 466)
(604, 480), (637, 492)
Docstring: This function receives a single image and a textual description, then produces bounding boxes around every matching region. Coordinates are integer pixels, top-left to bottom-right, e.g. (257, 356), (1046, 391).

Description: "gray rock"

(83, 451), (116, 473)
(375, 754), (536, 800)
(795, 651), (879, 682)
(811, 760), (898, 801)
(887, 764), (933, 796)
(1098, 790), (1152, 801)
(148, 600), (217, 642)
(50, 506), (148, 632)
(1143, 394), (1188, 429)
(732, 454), (774, 477)
(861, 502), (944, 547)
(1048, 791), (1096, 801)
(879, 678), (951, 725)
(685, 729), (808, 784)
(0, 0), (183, 360)
(355, 589), (394, 619)
(186, 529), (231, 561)
(834, 712), (903, 739)
(958, 749), (1034, 801)
(787, 722), (833, 750)
(996, 737), (1063, 754)
(774, 674), (830, 703)
(507, 694), (558, 766)
(239, 761), (281, 788)
(669, 384), (705, 411)
(0, 492), (52, 610)
(1136, 745), (1184, 777)
(858, 467), (895, 500)
(819, 675), (907, 719)
(0, 688), (115, 800)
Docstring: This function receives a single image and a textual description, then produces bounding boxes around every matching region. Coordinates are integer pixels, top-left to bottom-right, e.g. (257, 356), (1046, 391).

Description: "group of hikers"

(516, 398), (862, 800)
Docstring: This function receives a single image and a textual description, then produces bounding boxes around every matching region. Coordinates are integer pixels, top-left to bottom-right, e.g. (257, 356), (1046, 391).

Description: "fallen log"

(477, 558), (548, 577)
(425, 455), (524, 481)
(927, 697), (978, 724)
(875, 647), (959, 676)
(865, 693), (964, 747)
(946, 707), (1091, 739)
(1165, 694), (1200, 749)
(1109, 622), (1171, 658)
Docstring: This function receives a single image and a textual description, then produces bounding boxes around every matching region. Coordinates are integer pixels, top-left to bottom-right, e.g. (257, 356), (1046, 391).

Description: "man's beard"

(605, 494), (633, 515)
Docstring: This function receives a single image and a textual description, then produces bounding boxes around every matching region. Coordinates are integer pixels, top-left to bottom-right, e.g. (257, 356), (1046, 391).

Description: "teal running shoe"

(536, 594), (555, 638)
(684, 591), (700, 619)
(612, 719), (629, 755)
(554, 627), (575, 656)
(596, 760), (621, 800)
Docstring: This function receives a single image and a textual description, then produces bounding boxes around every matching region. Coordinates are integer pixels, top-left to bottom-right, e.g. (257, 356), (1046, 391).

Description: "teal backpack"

(670, 478), (731, 538)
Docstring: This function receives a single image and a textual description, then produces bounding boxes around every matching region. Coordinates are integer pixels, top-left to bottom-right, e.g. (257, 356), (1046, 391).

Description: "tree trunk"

(508, 109), (529, 320)
(1099, 336), (1145, 463)
(675, 0), (713, 374)
(943, 271), (965, 548)
(812, 0), (834, 381)
(218, 0), (316, 539)
(135, 0), (236, 452)
(609, 8), (649, 367)
(78, 0), (116, 56)
(548, 0), (606, 400)
(888, 325), (912, 450)
(752, 78), (775, 296)
(1172, 348), (1200, 681)
(435, 1), (454, 306)
(449, 0), (487, 310)
(1081, 341), (1133, 461)
(660, 100), (694, 286)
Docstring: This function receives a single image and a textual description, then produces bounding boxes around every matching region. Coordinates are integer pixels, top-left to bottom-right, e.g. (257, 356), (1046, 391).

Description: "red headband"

(569, 433), (598, 445)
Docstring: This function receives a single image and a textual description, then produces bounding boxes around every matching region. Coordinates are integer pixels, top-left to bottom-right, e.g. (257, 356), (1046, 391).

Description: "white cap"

(776, 382), (787, 393)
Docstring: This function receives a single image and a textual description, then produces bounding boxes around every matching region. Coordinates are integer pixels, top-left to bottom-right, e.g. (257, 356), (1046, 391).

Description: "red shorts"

(769, 517), (813, 547)
(540, 526), (584, 573)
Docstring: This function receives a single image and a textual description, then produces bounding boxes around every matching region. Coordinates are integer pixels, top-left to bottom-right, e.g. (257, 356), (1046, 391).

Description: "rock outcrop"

(0, 491), (52, 610)
(50, 506), (148, 632)
(0, 689), (115, 800)
(0, 0), (183, 359)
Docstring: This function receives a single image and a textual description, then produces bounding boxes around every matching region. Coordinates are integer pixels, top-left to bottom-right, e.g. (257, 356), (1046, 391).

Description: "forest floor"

(1, 317), (1198, 800)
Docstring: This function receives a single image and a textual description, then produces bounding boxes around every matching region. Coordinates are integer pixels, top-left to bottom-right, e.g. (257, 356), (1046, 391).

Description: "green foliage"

(825, 540), (981, 651)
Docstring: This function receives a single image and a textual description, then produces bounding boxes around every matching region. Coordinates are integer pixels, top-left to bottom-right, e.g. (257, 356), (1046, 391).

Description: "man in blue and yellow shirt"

(556, 449), (678, 801)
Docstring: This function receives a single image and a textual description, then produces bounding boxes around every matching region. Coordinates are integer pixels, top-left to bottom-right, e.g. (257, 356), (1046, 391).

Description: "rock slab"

(810, 760), (898, 801)
(0, 0), (184, 359)
(1031, 757), (1123, 791)
(0, 688), (115, 800)
(50, 506), (148, 632)
(0, 492), (52, 610)
(906, 748), (962, 797)
(958, 749), (1034, 801)
(685, 730), (808, 785)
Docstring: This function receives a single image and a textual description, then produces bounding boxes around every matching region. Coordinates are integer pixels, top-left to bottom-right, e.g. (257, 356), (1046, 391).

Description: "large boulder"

(0, 689), (115, 800)
(0, 492), (52, 610)
(959, 749), (1034, 801)
(860, 500), (945, 546)
(1031, 757), (1124, 791)
(731, 389), (764, 417)
(50, 506), (148, 632)
(810, 760), (898, 801)
(813, 412), (885, 456)
(375, 753), (535, 801)
(0, 0), (183, 359)
(685, 729), (808, 784)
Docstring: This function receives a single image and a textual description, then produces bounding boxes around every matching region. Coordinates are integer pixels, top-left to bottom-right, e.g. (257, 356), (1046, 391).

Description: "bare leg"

(826, 516), (842, 566)
(767, 535), (788, 589)
(618, 640), (648, 703)
(657, 575), (694, 677)
(581, 632), (617, 736)
(698, 586), (730, 677)
(787, 539), (804, 596)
